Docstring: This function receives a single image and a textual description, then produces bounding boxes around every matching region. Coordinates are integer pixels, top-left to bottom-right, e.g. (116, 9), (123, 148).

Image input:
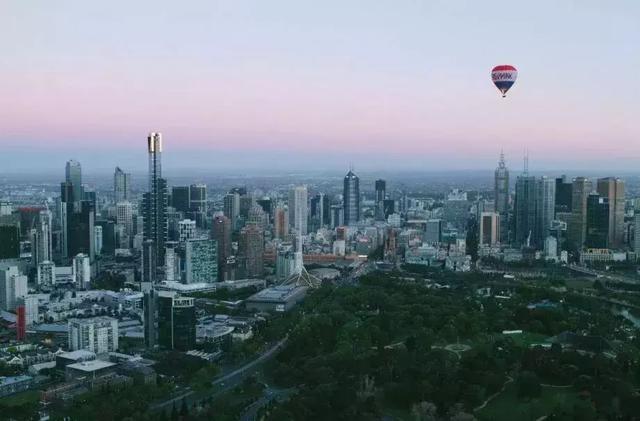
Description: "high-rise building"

(171, 186), (191, 213)
(189, 184), (206, 212)
(32, 210), (52, 266)
(22, 295), (39, 326)
(143, 132), (168, 272)
(569, 177), (593, 250)
(288, 186), (308, 235)
(514, 175), (537, 247)
(248, 205), (267, 229)
(68, 317), (118, 354)
(375, 179), (386, 221)
(73, 253), (90, 289)
(240, 224), (264, 278)
(65, 160), (83, 205)
(185, 239), (217, 283)
(157, 292), (195, 351)
(425, 219), (443, 244)
(536, 177), (555, 246)
(223, 193), (240, 222)
(555, 175), (572, 215)
(310, 194), (330, 228)
(383, 199), (396, 220)
(116, 201), (134, 239)
(274, 206), (289, 240)
(494, 152), (509, 214)
(94, 226), (103, 255)
(586, 194), (610, 248)
(257, 198), (273, 223)
(66, 201), (95, 262)
(596, 177), (625, 248)
(165, 242), (180, 282)
(479, 212), (500, 246)
(37, 261), (55, 287)
(343, 170), (361, 225)
(212, 215), (232, 280)
(634, 212), (640, 256)
(178, 219), (196, 243)
(0, 266), (28, 311)
(275, 243), (296, 281)
(0, 223), (20, 260)
(114, 167), (131, 203)
(141, 280), (157, 348)
(330, 205), (344, 228)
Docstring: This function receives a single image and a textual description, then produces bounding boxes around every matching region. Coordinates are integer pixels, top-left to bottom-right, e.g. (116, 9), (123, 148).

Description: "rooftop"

(66, 360), (116, 372)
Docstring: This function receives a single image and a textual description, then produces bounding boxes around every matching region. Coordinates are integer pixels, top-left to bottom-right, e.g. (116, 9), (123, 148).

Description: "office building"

(65, 160), (83, 205)
(37, 261), (55, 287)
(32, 210), (52, 265)
(479, 212), (500, 246)
(142, 281), (157, 349)
(514, 175), (537, 247)
(68, 317), (119, 354)
(289, 186), (308, 235)
(0, 223), (20, 259)
(383, 199), (396, 219)
(310, 193), (330, 228)
(536, 177), (555, 246)
(171, 186), (191, 213)
(343, 170), (361, 225)
(274, 206), (289, 239)
(257, 198), (273, 223)
(143, 132), (168, 271)
(22, 295), (39, 326)
(165, 242), (180, 282)
(330, 205), (343, 228)
(494, 151), (509, 214)
(178, 219), (196, 243)
(569, 177), (593, 250)
(73, 253), (90, 289)
(185, 239), (217, 283)
(114, 167), (131, 203)
(443, 190), (470, 231)
(586, 194), (610, 249)
(212, 215), (232, 280)
(375, 179), (386, 220)
(634, 212), (640, 255)
(66, 200), (95, 262)
(116, 201), (134, 239)
(94, 226), (103, 255)
(555, 175), (572, 215)
(0, 266), (27, 311)
(157, 292), (196, 351)
(425, 219), (443, 244)
(223, 193), (240, 222)
(189, 184), (206, 212)
(596, 177), (625, 248)
(240, 224), (264, 278)
(276, 244), (297, 281)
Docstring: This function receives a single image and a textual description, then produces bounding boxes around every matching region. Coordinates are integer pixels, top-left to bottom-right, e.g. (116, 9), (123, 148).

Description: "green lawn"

(0, 390), (40, 407)
(477, 383), (580, 421)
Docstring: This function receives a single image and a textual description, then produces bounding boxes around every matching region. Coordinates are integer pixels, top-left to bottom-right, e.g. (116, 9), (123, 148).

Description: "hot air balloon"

(491, 65), (517, 97)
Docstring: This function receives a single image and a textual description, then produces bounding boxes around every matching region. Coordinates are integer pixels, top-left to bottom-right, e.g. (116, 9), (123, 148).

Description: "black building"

(555, 175), (573, 215)
(157, 292), (196, 351)
(586, 194), (609, 248)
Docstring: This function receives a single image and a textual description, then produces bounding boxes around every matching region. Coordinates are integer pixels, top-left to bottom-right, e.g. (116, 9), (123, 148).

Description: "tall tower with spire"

(494, 151), (509, 215)
(143, 132), (168, 274)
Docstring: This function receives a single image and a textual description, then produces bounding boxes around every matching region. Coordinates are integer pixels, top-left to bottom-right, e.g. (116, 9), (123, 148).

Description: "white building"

(68, 317), (119, 354)
(37, 261), (56, 287)
(23, 295), (39, 325)
(479, 212), (500, 246)
(0, 266), (28, 311)
(73, 254), (91, 289)
(289, 186), (308, 235)
(544, 236), (558, 261)
(178, 219), (196, 243)
(94, 226), (103, 255)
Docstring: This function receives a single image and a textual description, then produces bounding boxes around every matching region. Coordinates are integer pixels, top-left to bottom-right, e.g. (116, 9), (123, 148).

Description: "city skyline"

(2, 1), (639, 172)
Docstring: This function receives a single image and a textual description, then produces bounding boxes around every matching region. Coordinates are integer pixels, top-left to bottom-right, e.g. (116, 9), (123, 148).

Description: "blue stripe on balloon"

(494, 81), (514, 90)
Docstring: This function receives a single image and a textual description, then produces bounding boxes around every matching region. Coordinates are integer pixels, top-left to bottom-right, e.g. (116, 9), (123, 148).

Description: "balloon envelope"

(492, 65), (517, 97)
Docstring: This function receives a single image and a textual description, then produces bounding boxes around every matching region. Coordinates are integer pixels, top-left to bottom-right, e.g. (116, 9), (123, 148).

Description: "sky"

(1, 1), (639, 173)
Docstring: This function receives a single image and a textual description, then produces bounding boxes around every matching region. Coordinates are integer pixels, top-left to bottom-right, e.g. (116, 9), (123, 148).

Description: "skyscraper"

(143, 132), (168, 271)
(65, 160), (83, 204)
(343, 169), (360, 225)
(171, 186), (191, 212)
(274, 206), (289, 239)
(535, 177), (555, 246)
(586, 194), (609, 248)
(223, 193), (240, 222)
(32, 210), (52, 265)
(596, 177), (624, 248)
(185, 239), (217, 283)
(375, 179), (386, 221)
(479, 212), (500, 246)
(212, 215), (232, 280)
(569, 177), (593, 250)
(514, 175), (537, 247)
(240, 224), (264, 278)
(114, 167), (131, 203)
(494, 152), (509, 214)
(289, 186), (308, 235)
(555, 175), (572, 215)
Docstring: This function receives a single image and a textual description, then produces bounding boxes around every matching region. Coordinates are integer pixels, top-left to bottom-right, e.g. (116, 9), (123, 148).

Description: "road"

(150, 335), (289, 413)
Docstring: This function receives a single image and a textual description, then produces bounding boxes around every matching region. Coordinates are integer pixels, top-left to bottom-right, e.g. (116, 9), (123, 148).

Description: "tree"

(516, 371), (541, 399)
